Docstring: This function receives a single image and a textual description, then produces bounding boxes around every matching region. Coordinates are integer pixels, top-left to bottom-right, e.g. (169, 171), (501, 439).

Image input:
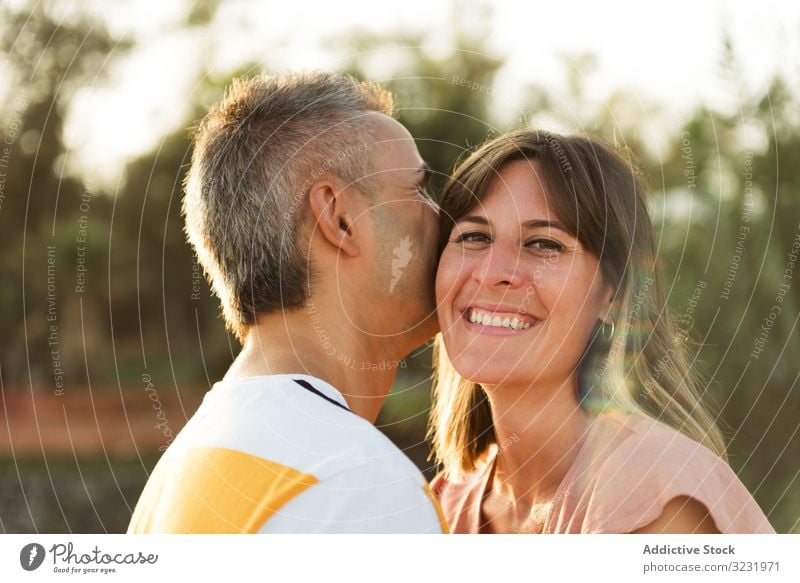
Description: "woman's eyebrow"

(456, 216), (567, 232)
(456, 215), (490, 226)
(523, 219), (568, 232)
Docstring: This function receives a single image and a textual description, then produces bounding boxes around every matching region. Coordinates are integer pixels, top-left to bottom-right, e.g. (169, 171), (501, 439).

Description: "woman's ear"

(307, 177), (361, 257)
(598, 282), (619, 325)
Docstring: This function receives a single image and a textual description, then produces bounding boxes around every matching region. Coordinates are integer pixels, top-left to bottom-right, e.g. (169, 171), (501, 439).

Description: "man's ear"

(307, 177), (361, 257)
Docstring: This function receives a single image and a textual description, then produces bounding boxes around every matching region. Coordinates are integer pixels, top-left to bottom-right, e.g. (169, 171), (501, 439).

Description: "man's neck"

(224, 306), (401, 422)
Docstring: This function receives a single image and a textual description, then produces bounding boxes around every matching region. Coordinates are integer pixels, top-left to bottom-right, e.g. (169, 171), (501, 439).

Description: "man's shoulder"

(174, 373), (422, 482)
(130, 374), (442, 533)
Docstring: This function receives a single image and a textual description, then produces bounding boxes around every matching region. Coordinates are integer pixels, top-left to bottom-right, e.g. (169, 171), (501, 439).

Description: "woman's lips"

(460, 307), (541, 336)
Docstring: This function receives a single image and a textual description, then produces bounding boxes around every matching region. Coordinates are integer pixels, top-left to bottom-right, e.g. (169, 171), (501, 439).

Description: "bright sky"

(26, 0), (800, 189)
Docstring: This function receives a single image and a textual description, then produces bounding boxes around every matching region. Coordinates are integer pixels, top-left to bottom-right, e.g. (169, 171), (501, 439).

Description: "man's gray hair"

(183, 71), (394, 341)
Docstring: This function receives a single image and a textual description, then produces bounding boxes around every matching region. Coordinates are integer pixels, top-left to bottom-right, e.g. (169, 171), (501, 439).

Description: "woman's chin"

(450, 356), (529, 386)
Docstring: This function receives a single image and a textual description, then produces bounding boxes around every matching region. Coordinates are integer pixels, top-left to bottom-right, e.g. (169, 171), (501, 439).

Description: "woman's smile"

(460, 305), (541, 336)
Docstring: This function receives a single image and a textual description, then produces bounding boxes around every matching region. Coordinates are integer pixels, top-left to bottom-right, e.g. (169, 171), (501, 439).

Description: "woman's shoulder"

(589, 412), (731, 508)
(428, 448), (498, 533)
(598, 411), (722, 468)
(583, 411), (774, 533)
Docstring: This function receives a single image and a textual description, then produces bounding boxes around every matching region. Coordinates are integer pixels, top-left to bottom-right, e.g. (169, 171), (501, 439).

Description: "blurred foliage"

(1, 2), (798, 533)
(0, 454), (159, 533)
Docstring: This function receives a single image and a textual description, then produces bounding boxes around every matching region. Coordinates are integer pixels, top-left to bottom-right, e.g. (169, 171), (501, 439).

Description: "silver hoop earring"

(601, 320), (615, 342)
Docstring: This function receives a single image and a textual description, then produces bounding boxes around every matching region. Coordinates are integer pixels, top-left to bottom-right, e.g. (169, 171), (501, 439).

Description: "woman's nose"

(472, 243), (525, 289)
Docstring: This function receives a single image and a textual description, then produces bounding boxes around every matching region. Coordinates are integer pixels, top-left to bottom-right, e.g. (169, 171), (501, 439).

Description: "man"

(127, 72), (446, 533)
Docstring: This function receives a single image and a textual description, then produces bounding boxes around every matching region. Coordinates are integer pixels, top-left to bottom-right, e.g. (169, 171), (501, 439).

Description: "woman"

(429, 129), (774, 534)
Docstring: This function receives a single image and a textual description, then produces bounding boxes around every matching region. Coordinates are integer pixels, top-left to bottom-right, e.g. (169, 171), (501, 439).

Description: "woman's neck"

(483, 373), (592, 507)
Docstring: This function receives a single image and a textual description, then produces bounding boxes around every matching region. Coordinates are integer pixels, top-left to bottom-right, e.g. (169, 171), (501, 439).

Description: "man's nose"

(419, 196), (440, 236)
(420, 192), (441, 217)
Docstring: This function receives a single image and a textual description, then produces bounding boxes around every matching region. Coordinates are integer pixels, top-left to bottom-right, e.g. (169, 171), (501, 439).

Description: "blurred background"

(1, 0), (799, 533)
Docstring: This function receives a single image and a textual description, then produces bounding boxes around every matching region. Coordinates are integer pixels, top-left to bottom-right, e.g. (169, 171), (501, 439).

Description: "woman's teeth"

(468, 308), (531, 330)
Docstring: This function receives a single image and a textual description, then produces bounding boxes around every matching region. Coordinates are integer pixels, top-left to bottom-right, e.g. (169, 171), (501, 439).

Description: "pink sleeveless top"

(431, 412), (775, 534)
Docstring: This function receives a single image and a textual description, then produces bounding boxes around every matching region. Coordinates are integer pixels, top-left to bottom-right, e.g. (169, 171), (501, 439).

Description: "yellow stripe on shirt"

(128, 447), (318, 533)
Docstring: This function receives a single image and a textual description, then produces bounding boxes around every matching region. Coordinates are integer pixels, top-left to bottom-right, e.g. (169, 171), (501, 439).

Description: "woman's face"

(436, 159), (613, 389)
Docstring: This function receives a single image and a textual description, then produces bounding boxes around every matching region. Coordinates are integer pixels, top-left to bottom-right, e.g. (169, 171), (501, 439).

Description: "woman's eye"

(454, 231), (491, 244)
(527, 239), (563, 252)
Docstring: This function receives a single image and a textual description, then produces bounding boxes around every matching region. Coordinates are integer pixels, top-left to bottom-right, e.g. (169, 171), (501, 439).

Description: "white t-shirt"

(128, 374), (447, 533)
